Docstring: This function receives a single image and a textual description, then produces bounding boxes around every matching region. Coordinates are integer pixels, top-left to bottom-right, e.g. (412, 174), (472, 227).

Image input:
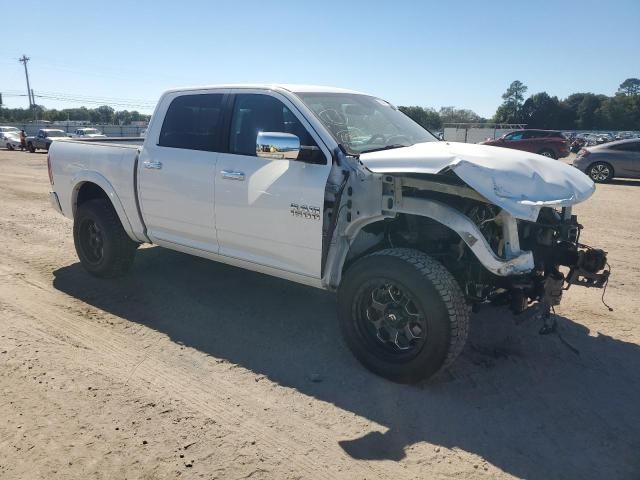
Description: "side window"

(159, 94), (224, 151)
(506, 132), (524, 141)
(229, 94), (322, 162)
(523, 131), (543, 139)
(613, 142), (640, 152)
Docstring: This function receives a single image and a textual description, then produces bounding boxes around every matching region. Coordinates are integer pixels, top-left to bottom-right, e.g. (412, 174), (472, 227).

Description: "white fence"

(444, 127), (515, 144)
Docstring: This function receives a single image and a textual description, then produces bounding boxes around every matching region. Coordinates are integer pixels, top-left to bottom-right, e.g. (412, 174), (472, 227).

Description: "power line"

(4, 88), (155, 105)
(3, 92), (155, 110)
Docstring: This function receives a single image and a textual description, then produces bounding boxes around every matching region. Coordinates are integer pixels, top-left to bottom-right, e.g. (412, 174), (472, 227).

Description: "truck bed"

(48, 138), (147, 242)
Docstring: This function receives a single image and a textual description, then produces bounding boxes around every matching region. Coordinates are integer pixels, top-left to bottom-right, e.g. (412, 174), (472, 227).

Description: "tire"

(28, 143), (36, 153)
(538, 149), (556, 159)
(73, 198), (138, 278)
(338, 248), (469, 384)
(6, 143), (14, 151)
(587, 162), (613, 183)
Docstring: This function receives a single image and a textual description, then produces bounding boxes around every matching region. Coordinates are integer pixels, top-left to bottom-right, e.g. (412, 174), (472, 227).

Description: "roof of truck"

(162, 84), (368, 96)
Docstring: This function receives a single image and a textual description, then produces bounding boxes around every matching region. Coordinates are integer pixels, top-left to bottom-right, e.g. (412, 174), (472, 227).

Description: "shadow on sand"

(53, 246), (640, 479)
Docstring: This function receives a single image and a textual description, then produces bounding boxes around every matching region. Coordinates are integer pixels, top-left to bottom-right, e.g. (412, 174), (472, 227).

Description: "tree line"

(0, 104), (151, 125)
(2, 78), (638, 131)
(399, 78), (640, 132)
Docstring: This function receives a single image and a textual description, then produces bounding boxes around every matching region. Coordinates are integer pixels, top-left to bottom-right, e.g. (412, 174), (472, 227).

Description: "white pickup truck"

(48, 84), (609, 383)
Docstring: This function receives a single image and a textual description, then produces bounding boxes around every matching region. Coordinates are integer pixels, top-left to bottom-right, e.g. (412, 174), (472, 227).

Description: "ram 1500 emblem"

(290, 203), (320, 220)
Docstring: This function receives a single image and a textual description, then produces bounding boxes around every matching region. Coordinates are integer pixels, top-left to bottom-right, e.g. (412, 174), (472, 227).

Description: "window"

(612, 142), (640, 152)
(505, 132), (524, 141)
(296, 92), (436, 154)
(159, 94), (224, 151)
(522, 131), (541, 139)
(229, 94), (322, 162)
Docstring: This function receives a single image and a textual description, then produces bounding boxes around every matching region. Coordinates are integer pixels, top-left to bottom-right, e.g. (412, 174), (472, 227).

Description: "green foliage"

(0, 105), (151, 125)
(398, 105), (486, 131)
(494, 80), (528, 123)
(438, 106), (482, 124)
(617, 78), (640, 96)
(398, 106), (442, 130)
(494, 80), (640, 130)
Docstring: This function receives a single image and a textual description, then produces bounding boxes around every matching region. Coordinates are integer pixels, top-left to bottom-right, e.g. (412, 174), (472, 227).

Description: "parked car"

(26, 129), (68, 152)
(47, 84), (609, 384)
(570, 137), (587, 153)
(0, 126), (22, 150)
(70, 128), (106, 138)
(4, 131), (23, 150)
(479, 129), (570, 159)
(573, 138), (640, 182)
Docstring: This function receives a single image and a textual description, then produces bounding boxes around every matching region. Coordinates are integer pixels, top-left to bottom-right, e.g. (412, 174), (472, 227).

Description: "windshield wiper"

(359, 144), (408, 154)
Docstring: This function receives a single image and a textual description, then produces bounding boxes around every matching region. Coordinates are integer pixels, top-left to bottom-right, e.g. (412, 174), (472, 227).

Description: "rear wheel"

(588, 162), (613, 183)
(338, 248), (469, 384)
(73, 198), (138, 278)
(6, 143), (14, 151)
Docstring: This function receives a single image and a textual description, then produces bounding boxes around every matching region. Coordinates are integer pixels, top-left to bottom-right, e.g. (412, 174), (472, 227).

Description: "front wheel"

(6, 143), (14, 151)
(338, 248), (469, 384)
(28, 143), (36, 153)
(73, 198), (138, 278)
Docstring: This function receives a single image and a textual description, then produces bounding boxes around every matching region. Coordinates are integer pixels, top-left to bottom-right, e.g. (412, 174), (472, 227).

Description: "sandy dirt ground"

(0, 148), (639, 480)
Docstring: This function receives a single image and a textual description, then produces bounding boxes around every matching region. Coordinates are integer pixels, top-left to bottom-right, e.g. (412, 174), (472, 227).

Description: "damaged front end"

(511, 206), (609, 311)
(342, 172), (610, 318)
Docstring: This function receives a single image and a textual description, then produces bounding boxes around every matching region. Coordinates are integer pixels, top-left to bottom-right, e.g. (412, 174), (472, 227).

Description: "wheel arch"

(324, 197), (534, 290)
(71, 173), (138, 242)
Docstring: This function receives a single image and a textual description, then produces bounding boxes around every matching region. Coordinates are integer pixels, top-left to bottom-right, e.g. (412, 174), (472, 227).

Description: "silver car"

(573, 138), (640, 182)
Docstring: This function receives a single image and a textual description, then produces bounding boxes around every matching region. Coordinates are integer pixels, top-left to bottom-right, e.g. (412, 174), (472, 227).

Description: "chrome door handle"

(143, 160), (163, 170)
(221, 170), (245, 181)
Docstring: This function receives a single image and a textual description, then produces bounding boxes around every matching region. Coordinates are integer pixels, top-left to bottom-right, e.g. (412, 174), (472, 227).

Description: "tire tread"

(367, 248), (469, 372)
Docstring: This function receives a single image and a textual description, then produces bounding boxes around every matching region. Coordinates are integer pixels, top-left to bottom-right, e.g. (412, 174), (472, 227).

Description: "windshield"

(46, 131), (67, 137)
(295, 92), (437, 154)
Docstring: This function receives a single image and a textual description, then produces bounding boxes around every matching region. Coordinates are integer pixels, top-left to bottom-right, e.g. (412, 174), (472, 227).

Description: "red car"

(480, 129), (570, 159)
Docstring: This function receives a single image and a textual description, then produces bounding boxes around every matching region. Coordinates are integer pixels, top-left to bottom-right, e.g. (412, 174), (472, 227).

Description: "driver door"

(214, 90), (332, 278)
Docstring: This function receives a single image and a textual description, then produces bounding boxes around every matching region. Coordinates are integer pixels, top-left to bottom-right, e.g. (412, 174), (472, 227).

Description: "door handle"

(143, 160), (163, 170)
(221, 170), (245, 181)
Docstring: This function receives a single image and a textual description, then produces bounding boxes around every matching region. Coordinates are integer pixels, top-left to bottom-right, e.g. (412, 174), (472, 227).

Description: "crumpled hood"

(359, 141), (595, 221)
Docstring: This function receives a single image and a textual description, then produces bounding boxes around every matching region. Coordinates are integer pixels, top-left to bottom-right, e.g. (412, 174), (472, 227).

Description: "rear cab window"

(159, 94), (224, 151)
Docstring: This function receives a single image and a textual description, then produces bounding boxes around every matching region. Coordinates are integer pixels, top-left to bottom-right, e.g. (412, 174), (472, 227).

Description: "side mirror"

(256, 132), (300, 160)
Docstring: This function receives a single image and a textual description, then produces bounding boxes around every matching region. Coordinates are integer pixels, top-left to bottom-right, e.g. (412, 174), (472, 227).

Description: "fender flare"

(70, 171), (142, 242)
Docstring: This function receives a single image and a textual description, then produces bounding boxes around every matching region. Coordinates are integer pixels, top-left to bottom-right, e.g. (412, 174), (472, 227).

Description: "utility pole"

(19, 55), (34, 108)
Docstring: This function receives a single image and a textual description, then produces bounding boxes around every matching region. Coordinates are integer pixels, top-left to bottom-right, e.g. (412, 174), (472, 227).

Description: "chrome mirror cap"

(256, 132), (300, 160)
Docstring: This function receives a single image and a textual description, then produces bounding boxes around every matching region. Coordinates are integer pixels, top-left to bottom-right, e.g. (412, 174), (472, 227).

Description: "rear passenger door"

(138, 90), (229, 252)
(214, 90), (332, 278)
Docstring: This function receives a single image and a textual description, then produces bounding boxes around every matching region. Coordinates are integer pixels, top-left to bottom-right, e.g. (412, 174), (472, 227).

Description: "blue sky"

(2, 0), (638, 116)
